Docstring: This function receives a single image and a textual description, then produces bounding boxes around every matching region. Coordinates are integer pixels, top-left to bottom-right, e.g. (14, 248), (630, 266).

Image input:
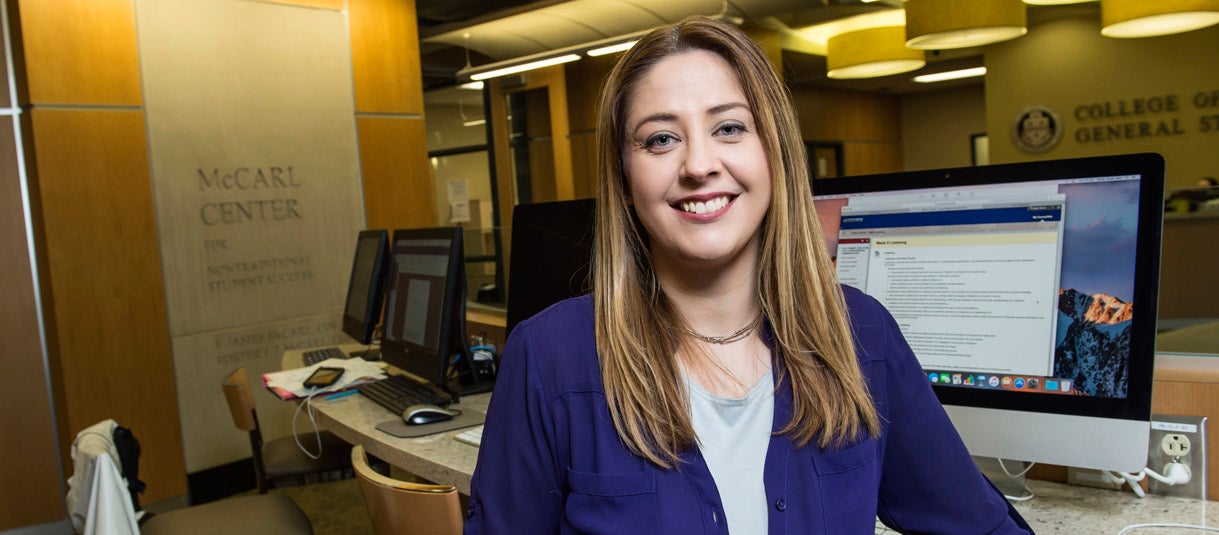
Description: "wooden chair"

(351, 444), (462, 535)
(222, 367), (353, 493)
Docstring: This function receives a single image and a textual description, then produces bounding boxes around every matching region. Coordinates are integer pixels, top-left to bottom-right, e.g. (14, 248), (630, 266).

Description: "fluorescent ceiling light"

(587, 40), (638, 57)
(459, 81), (484, 90)
(467, 54), (581, 81)
(463, 119), (486, 127)
(913, 66), (988, 83)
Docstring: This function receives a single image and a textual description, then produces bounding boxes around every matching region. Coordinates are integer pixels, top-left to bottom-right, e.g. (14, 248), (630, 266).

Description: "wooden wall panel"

(0, 120), (63, 529)
(793, 88), (901, 143)
(1159, 214), (1219, 320)
(348, 0), (423, 114)
(570, 131), (596, 199)
(564, 55), (614, 133)
(15, 0), (141, 105)
(357, 116), (437, 230)
(0, 25), (9, 110)
(261, 0), (344, 9)
(564, 55), (613, 199)
(30, 109), (185, 502)
(791, 87), (902, 176)
(843, 142), (902, 176)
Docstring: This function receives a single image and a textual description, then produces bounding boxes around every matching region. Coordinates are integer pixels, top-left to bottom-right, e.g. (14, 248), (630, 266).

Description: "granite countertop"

(1017, 479), (1215, 533)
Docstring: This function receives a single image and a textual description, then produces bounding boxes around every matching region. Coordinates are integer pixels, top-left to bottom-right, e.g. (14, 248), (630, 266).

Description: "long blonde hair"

(593, 16), (880, 467)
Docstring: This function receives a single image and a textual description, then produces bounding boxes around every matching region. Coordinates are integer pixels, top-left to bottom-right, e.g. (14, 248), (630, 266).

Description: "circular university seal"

(1011, 106), (1062, 154)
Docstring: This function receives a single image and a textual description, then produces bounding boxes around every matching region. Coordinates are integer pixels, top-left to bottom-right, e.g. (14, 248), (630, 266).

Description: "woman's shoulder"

(502, 294), (601, 386)
(839, 284), (897, 364)
(840, 284), (886, 325)
(513, 294), (594, 336)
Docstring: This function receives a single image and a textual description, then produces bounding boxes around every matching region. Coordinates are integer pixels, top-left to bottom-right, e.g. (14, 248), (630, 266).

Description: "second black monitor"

(380, 226), (473, 392)
(506, 198), (596, 336)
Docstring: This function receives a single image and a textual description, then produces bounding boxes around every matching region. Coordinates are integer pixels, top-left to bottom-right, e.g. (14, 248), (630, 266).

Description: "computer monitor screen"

(342, 229), (390, 346)
(380, 227), (469, 389)
(506, 199), (596, 336)
(812, 152), (1164, 473)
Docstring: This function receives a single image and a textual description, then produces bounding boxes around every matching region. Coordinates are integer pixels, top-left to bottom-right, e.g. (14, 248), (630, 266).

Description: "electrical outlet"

(1161, 433), (1191, 457)
(1147, 414), (1207, 500)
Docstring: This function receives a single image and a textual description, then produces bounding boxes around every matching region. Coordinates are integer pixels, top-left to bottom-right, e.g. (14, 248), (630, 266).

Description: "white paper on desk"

(264, 358), (386, 397)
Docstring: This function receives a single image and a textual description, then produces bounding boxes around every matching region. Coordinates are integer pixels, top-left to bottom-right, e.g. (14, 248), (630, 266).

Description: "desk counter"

(312, 387), (488, 495)
(282, 345), (487, 494)
(1014, 479), (1219, 533)
(285, 347), (1219, 532)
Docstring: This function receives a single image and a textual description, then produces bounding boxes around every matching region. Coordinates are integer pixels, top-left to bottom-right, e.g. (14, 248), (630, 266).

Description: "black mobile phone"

(304, 366), (345, 388)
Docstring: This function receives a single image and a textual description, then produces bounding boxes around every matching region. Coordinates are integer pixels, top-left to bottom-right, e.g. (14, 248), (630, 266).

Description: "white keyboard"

(455, 425), (484, 447)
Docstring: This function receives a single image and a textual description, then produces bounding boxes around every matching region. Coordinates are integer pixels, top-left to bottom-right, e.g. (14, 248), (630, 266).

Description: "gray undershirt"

(686, 368), (774, 534)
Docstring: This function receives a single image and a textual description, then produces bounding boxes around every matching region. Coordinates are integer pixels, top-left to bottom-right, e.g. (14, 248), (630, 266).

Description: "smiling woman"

(623, 48), (771, 275)
(463, 16), (1034, 534)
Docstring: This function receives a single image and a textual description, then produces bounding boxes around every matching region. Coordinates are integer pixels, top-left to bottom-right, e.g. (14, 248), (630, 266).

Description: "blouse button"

(466, 506), (476, 519)
(774, 498), (786, 511)
(712, 509), (719, 524)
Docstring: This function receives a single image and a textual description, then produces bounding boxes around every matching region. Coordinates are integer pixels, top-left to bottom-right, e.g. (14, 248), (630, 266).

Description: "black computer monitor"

(380, 226), (489, 395)
(341, 229), (390, 358)
(811, 152), (1164, 476)
(506, 199), (596, 336)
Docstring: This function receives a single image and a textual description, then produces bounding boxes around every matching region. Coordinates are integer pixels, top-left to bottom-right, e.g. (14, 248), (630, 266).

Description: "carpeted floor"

(272, 477), (373, 534)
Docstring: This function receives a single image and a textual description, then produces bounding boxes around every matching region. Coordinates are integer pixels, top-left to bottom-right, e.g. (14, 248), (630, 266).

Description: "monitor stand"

(973, 456), (1034, 500)
(445, 349), (495, 397)
(349, 346), (381, 361)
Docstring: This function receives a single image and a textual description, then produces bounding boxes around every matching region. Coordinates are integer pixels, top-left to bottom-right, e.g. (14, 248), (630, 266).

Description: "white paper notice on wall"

(448, 180), (470, 223)
(450, 202), (471, 223)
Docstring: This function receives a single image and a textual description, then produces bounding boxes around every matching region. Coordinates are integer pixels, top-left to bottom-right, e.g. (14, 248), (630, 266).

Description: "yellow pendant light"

(1101, 0), (1219, 38)
(906, 0), (1029, 49)
(1023, 0), (1095, 4)
(827, 26), (926, 79)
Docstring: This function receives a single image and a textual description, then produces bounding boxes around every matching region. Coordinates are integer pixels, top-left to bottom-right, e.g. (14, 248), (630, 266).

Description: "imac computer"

(380, 226), (492, 397)
(341, 229), (390, 360)
(506, 198), (596, 336)
(811, 152), (1165, 478)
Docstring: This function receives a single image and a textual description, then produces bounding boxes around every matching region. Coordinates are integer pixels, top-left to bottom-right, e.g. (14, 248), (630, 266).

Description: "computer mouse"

(402, 404), (455, 426)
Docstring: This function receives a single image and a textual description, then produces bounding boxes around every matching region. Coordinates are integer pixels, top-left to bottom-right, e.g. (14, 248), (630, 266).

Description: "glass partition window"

(424, 85), (504, 307)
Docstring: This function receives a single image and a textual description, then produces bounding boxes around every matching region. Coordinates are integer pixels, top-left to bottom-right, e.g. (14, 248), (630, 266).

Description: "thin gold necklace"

(681, 314), (762, 345)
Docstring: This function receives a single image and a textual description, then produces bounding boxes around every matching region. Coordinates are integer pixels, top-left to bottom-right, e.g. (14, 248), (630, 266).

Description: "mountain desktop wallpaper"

(1054, 289), (1133, 397)
(1051, 179), (1141, 398)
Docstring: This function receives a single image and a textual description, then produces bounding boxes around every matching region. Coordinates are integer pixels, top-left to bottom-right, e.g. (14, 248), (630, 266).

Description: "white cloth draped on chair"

(66, 419), (139, 534)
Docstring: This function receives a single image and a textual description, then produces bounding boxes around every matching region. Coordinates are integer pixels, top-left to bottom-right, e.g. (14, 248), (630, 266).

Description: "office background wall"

(986, 11), (1219, 187)
(0, 0), (62, 527)
(136, 0), (366, 474)
(2, 0), (433, 528)
(902, 85), (987, 171)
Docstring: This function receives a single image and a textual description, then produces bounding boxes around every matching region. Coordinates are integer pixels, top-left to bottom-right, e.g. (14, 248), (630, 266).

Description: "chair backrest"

(222, 368), (258, 432)
(351, 445), (462, 535)
(222, 367), (270, 492)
